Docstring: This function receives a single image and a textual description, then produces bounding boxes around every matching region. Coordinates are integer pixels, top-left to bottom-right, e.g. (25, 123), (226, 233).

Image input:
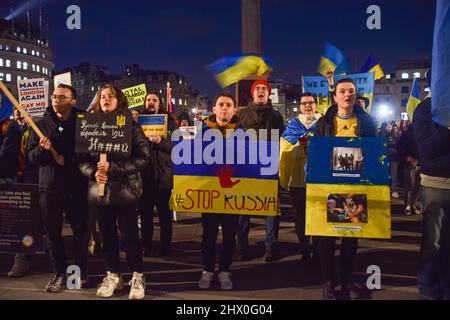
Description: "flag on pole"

(360, 56), (385, 80)
(317, 42), (351, 76)
(167, 82), (173, 113)
(431, 0), (450, 127)
(406, 78), (421, 121)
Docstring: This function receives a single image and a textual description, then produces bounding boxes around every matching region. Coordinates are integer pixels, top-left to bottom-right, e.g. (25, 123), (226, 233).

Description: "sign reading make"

(17, 78), (48, 118)
(0, 184), (44, 253)
(75, 113), (132, 157)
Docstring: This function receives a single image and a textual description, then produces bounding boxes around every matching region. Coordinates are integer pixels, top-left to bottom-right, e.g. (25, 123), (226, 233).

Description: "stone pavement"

(0, 193), (422, 300)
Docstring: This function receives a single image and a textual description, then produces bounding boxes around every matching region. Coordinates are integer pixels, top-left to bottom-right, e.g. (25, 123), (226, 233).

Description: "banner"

(137, 114), (168, 138)
(302, 72), (375, 115)
(178, 126), (198, 139)
(172, 131), (279, 216)
(0, 184), (44, 253)
(305, 137), (391, 239)
(54, 72), (72, 87)
(17, 78), (48, 118)
(122, 84), (147, 109)
(75, 113), (132, 156)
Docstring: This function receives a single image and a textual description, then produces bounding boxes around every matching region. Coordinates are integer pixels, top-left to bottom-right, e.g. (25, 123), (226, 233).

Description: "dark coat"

(314, 104), (377, 137)
(27, 106), (87, 193)
(412, 98), (450, 178)
(236, 101), (285, 137)
(0, 119), (21, 179)
(79, 118), (150, 206)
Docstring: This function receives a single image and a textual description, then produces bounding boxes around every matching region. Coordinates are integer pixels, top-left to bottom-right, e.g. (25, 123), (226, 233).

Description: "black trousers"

(139, 187), (172, 250)
(202, 213), (239, 272)
(97, 202), (143, 273)
(40, 191), (89, 275)
(318, 236), (358, 287)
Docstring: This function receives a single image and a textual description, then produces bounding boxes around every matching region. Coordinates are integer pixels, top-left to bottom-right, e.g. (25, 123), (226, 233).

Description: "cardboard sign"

(54, 72), (72, 87)
(137, 114), (168, 138)
(122, 84), (147, 109)
(75, 113), (132, 157)
(0, 184), (44, 254)
(17, 78), (48, 118)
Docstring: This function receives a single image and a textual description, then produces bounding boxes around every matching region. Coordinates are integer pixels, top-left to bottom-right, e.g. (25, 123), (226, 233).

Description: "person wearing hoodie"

(79, 84), (150, 300)
(139, 91), (178, 256)
(314, 78), (377, 300)
(27, 84), (90, 292)
(235, 79), (285, 262)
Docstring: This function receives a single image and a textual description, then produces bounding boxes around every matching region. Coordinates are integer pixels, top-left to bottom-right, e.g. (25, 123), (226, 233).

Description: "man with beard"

(279, 93), (321, 264)
(235, 80), (285, 262)
(139, 92), (178, 256)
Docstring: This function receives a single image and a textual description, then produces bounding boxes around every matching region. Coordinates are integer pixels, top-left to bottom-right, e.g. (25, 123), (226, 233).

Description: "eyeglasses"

(300, 101), (316, 105)
(254, 87), (268, 92)
(51, 95), (72, 101)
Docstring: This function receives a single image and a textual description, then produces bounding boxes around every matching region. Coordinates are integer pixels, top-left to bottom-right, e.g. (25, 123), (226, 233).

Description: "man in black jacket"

(27, 84), (89, 292)
(235, 80), (285, 262)
(314, 78), (376, 300)
(139, 92), (178, 256)
(413, 96), (450, 300)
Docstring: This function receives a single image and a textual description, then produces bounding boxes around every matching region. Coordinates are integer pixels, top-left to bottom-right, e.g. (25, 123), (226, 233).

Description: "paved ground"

(0, 191), (422, 300)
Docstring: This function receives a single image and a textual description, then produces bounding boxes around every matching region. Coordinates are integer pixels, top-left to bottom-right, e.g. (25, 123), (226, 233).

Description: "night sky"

(1, 0), (436, 98)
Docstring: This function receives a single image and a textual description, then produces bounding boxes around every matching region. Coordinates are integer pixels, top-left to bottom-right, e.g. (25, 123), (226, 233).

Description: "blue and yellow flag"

(317, 42), (350, 76)
(0, 91), (14, 120)
(360, 56), (385, 80)
(206, 54), (273, 88)
(431, 0), (450, 127)
(406, 78), (421, 121)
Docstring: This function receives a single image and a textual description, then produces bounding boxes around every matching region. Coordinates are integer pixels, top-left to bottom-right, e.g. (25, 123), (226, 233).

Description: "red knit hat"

(251, 80), (271, 98)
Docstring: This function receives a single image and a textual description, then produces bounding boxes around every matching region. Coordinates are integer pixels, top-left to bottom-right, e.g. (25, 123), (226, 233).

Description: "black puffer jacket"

(236, 101), (285, 137)
(314, 104), (377, 137)
(28, 106), (87, 193)
(140, 111), (178, 189)
(79, 118), (150, 206)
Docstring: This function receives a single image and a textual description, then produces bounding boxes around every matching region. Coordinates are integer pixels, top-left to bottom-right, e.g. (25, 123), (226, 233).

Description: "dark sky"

(1, 0), (436, 98)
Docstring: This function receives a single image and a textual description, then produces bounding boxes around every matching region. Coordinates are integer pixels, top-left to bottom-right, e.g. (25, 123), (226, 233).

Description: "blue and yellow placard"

(138, 114), (168, 138)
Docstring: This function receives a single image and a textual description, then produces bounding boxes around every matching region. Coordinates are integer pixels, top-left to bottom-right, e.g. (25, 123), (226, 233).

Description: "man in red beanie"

(235, 79), (285, 262)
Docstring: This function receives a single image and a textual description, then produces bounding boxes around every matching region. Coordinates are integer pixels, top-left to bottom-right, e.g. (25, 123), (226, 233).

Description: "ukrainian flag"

(431, 0), (450, 127)
(317, 42), (350, 76)
(0, 91), (14, 120)
(360, 56), (385, 80)
(406, 78), (421, 121)
(206, 54), (273, 88)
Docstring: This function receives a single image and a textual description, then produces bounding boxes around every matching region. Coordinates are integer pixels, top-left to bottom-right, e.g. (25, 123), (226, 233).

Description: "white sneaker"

(218, 271), (233, 290)
(96, 271), (125, 298)
(413, 206), (421, 215)
(129, 272), (146, 300)
(198, 271), (214, 289)
(392, 192), (400, 199)
(405, 205), (411, 216)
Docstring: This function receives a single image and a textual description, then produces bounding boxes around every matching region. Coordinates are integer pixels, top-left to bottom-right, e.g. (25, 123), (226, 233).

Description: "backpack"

(1, 119), (26, 177)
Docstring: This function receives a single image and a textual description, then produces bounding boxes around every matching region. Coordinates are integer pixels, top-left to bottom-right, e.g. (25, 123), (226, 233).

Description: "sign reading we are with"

(75, 113), (132, 156)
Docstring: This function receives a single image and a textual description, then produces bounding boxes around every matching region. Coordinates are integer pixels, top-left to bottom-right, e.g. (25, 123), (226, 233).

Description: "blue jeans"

(237, 215), (280, 251)
(417, 186), (450, 299)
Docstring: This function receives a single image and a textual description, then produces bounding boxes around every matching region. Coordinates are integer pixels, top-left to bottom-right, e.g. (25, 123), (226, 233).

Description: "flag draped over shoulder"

(0, 92), (14, 120)
(360, 56), (385, 80)
(317, 42), (350, 76)
(206, 54), (273, 88)
(406, 78), (421, 121)
(431, 0), (450, 127)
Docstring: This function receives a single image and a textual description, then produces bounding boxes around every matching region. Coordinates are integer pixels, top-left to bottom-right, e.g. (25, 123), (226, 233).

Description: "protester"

(79, 84), (150, 299)
(314, 78), (377, 300)
(379, 122), (401, 198)
(27, 84), (90, 292)
(139, 92), (178, 256)
(235, 79), (285, 262)
(198, 92), (241, 290)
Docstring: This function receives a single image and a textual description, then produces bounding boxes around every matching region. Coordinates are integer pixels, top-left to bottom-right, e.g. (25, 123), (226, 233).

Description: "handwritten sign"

(75, 113), (132, 157)
(122, 84), (147, 109)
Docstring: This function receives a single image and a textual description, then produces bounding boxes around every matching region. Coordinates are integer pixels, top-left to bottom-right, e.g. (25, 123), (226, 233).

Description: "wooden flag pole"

(98, 153), (107, 196)
(0, 80), (60, 159)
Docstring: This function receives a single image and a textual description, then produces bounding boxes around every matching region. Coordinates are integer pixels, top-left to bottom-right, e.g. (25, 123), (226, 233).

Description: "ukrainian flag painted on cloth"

(406, 78), (421, 121)
(0, 91), (14, 120)
(360, 56), (385, 80)
(317, 42), (351, 76)
(206, 54), (273, 88)
(431, 0), (450, 127)
(279, 114), (320, 190)
(172, 134), (279, 216)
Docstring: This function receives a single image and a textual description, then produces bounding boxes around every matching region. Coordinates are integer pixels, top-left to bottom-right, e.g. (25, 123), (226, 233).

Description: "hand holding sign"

(148, 134), (162, 144)
(39, 137), (64, 166)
